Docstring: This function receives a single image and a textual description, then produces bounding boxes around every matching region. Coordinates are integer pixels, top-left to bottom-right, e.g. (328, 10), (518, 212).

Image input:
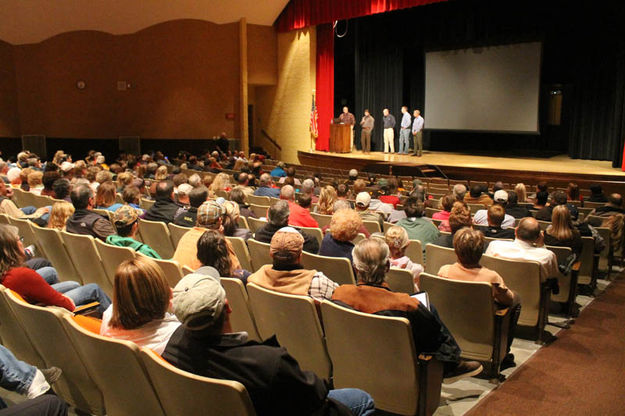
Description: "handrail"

(261, 129), (282, 151)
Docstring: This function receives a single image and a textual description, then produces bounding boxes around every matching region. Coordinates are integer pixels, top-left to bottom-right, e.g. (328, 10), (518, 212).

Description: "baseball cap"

(113, 205), (139, 227)
(60, 161), (75, 172)
(197, 200), (223, 226)
(270, 226), (304, 256)
(172, 273), (226, 331)
(494, 190), (508, 203)
(349, 169), (358, 178)
(355, 192), (371, 207)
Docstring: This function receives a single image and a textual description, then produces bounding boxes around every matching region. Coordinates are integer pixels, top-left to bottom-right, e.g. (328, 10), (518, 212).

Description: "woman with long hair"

(514, 183), (527, 203)
(208, 172), (231, 197)
(95, 181), (116, 209)
(100, 257), (180, 354)
(0, 224), (111, 314)
(545, 205), (582, 256)
(47, 201), (75, 231)
(196, 230), (250, 282)
(316, 186), (338, 215)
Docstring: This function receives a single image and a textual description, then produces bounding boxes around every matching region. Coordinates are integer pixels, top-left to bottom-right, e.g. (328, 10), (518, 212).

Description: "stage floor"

(302, 150), (625, 177)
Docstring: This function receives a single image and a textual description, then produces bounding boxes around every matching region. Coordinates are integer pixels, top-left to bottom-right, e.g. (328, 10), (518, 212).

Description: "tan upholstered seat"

(220, 278), (261, 342)
(7, 216), (40, 252)
(424, 243), (457, 274)
(94, 239), (136, 283)
(296, 226), (323, 245)
(137, 253), (184, 287)
(61, 231), (114, 296)
(362, 220), (381, 234)
(226, 236), (253, 273)
(139, 198), (155, 211)
(301, 251), (355, 285)
(138, 219), (176, 259)
(246, 283), (332, 380)
(140, 348), (257, 416)
(246, 239), (273, 272)
(167, 222), (191, 247)
(545, 245), (577, 316)
(385, 268), (416, 295)
(247, 194), (271, 206)
(249, 204), (269, 218)
(578, 236), (597, 287)
(311, 212), (332, 228)
(247, 217), (268, 233)
(31, 226), (81, 282)
(320, 300), (443, 416)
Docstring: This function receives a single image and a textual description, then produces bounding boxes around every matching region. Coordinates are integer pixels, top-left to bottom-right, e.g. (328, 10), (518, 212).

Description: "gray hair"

(351, 238), (390, 285)
(188, 174), (202, 188)
(280, 185), (295, 201)
(259, 173), (272, 187)
(333, 200), (351, 212)
(453, 184), (467, 200)
(268, 200), (290, 227)
(301, 179), (315, 194)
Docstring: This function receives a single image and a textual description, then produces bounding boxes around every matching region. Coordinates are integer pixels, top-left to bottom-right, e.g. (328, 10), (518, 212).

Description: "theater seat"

(94, 239), (136, 284)
(220, 278), (261, 342)
(61, 231), (113, 296)
(424, 244), (457, 274)
(301, 251), (356, 285)
(226, 236), (253, 272)
(386, 268), (416, 295)
(246, 239), (273, 271)
(31, 226), (81, 283)
(138, 219), (176, 259)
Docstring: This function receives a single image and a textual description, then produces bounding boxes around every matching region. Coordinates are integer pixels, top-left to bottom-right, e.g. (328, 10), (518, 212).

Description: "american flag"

(310, 93), (319, 138)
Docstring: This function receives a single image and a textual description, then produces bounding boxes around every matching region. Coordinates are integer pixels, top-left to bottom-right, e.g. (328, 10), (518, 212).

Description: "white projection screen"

(425, 41), (542, 133)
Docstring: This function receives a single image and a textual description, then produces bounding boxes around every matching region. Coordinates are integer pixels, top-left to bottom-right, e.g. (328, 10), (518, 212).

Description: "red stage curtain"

(315, 24), (334, 152)
(276, 0), (447, 32)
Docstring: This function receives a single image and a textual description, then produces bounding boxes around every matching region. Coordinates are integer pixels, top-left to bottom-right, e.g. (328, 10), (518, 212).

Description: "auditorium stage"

(298, 150), (625, 191)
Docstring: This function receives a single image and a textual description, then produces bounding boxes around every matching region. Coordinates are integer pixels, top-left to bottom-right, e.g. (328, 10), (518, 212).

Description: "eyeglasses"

(19, 237), (24, 243)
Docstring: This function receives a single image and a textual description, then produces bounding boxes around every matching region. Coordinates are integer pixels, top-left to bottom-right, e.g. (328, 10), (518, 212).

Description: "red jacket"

(1, 267), (75, 311)
(287, 201), (319, 228)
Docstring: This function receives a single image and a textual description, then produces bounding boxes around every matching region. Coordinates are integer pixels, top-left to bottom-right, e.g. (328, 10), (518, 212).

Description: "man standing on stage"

(399, 106), (411, 154)
(382, 108), (396, 153)
(339, 106), (356, 151)
(359, 109), (374, 153)
(412, 109), (424, 157)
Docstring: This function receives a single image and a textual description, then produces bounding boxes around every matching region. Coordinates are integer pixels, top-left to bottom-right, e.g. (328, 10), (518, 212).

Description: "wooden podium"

(329, 124), (351, 153)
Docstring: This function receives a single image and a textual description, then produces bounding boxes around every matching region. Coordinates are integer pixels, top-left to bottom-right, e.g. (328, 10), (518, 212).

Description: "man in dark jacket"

(535, 190), (578, 221)
(505, 191), (532, 219)
(174, 186), (208, 227)
(143, 180), (182, 223)
(163, 273), (375, 416)
(476, 204), (516, 240)
(65, 184), (115, 240)
(254, 200), (319, 254)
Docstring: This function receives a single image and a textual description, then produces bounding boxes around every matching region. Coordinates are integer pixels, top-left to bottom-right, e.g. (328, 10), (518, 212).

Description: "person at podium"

(338, 106), (356, 151)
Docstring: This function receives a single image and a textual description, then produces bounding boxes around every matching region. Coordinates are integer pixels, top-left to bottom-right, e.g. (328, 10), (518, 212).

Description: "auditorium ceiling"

(0, 0), (289, 44)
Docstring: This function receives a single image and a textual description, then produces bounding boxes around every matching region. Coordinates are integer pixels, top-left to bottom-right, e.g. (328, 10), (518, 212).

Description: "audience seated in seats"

(297, 193), (313, 211)
(354, 192), (385, 230)
(172, 201), (242, 271)
(280, 185), (319, 228)
(567, 182), (583, 203)
(65, 184), (116, 241)
(588, 184), (608, 202)
(175, 183), (193, 207)
(473, 190), (516, 228)
(336, 183), (353, 206)
(533, 190), (549, 210)
(385, 226), (423, 290)
(589, 193), (625, 217)
(270, 161), (287, 178)
(174, 186), (208, 227)
(475, 204), (516, 240)
(464, 185), (493, 206)
(433, 194), (455, 232)
(485, 217), (559, 282)
(0, 344), (63, 406)
(40, 171), (60, 198)
(368, 189), (393, 217)
(452, 184), (468, 201)
(220, 200), (252, 241)
(379, 178), (401, 208)
(94, 181), (116, 210)
(0, 224), (111, 314)
(196, 230), (251, 283)
(208, 173), (231, 198)
(249, 227), (339, 302)
(47, 201), (74, 231)
(544, 205), (583, 257)
(319, 209), (363, 262)
(235, 172), (255, 197)
(100, 257), (180, 354)
(396, 196), (440, 248)
(254, 173), (280, 198)
(143, 180), (183, 224)
(301, 179), (319, 204)
(278, 166), (302, 186)
(434, 202), (472, 249)
(163, 273), (375, 416)
(19, 167), (33, 191)
(106, 205), (161, 259)
(0, 181), (48, 219)
(315, 186), (338, 215)
(438, 228), (520, 369)
(535, 190), (579, 222)
(229, 187), (257, 219)
(514, 183), (527, 203)
(117, 185), (144, 212)
(149, 166), (169, 196)
(254, 200), (319, 254)
(331, 238), (483, 383)
(505, 190), (532, 219)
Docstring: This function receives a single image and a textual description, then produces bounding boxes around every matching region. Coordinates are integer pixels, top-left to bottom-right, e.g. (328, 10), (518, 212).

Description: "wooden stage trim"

(298, 150), (625, 193)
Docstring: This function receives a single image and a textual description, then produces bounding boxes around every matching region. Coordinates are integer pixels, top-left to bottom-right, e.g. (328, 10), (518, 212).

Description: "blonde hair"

(384, 226), (410, 258)
(317, 186), (338, 215)
(329, 208), (362, 242)
(514, 183), (527, 203)
(47, 201), (75, 230)
(154, 165), (168, 181)
(209, 173), (230, 194)
(117, 172), (133, 187)
(547, 205), (574, 241)
(110, 257), (171, 330)
(27, 171), (43, 187)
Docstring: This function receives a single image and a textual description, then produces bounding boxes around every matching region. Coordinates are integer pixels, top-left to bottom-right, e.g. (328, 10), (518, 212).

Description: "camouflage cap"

(113, 205), (139, 227)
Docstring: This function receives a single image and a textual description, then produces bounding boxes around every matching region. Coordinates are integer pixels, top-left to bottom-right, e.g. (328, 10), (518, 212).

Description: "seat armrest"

(73, 302), (100, 315)
(495, 307), (510, 317)
(571, 261), (581, 272)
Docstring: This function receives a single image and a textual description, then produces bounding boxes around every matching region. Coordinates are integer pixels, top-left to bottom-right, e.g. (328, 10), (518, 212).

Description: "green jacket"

(105, 235), (162, 259)
(395, 217), (440, 248)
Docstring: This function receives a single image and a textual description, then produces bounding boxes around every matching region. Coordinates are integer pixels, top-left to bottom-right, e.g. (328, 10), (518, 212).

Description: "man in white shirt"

(485, 217), (559, 281)
(473, 190), (515, 228)
(412, 109), (424, 156)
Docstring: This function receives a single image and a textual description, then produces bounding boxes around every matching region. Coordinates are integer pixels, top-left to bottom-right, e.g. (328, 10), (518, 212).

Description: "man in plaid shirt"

(248, 227), (338, 301)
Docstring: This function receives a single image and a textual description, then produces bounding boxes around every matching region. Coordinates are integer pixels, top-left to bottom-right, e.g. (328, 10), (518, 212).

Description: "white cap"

(494, 190), (508, 203)
(355, 192), (371, 207)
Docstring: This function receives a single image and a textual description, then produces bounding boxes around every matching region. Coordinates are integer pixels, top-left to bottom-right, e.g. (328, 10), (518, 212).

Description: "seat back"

(468, 203), (484, 214)
(247, 194), (270, 206)
(385, 268), (415, 295)
(61, 231), (113, 296)
(424, 207), (441, 218)
(362, 220), (381, 234)
(247, 217), (268, 233)
(138, 219), (176, 259)
(247, 239), (273, 271)
(578, 236), (595, 285)
(249, 204), (269, 218)
(420, 273), (496, 361)
(140, 198), (155, 211)
(297, 226), (323, 245)
(424, 244), (457, 274)
(0, 213), (10, 224)
(31, 226), (81, 282)
(142, 255), (184, 287)
(61, 315), (165, 416)
(140, 348), (256, 416)
(10, 188), (28, 208)
(480, 255), (542, 327)
(8, 216), (39, 251)
(94, 239), (136, 283)
(301, 251), (355, 285)
(246, 283), (331, 380)
(236, 215), (249, 230)
(167, 223), (191, 248)
(321, 301), (442, 415)
(225, 236), (253, 272)
(405, 239), (424, 265)
(311, 212), (332, 228)
(6, 292), (105, 414)
(220, 278), (261, 342)
(32, 193), (52, 208)
(0, 287), (45, 368)
(545, 245), (574, 304)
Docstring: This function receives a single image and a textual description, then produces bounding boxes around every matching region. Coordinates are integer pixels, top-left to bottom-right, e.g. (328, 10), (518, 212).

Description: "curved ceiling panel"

(0, 0), (288, 44)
